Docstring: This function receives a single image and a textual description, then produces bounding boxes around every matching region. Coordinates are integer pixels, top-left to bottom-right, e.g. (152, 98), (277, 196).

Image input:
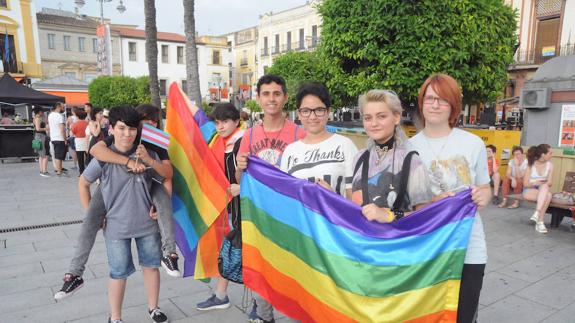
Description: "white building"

(196, 35), (231, 104)
(117, 28), (187, 98)
(256, 0), (322, 78)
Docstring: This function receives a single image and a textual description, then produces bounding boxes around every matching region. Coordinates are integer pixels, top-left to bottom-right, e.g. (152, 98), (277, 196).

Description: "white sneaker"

(535, 221), (548, 234)
(529, 211), (539, 224)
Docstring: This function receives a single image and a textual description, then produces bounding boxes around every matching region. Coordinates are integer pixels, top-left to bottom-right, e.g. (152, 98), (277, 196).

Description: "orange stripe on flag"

(243, 244), (354, 323)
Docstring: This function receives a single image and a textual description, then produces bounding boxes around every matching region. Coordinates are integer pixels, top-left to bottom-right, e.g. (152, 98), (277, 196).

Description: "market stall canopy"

(0, 73), (65, 105)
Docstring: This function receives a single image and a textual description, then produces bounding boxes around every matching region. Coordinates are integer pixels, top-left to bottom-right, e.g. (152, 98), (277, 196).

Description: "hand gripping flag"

(241, 156), (477, 322)
(165, 83), (230, 278)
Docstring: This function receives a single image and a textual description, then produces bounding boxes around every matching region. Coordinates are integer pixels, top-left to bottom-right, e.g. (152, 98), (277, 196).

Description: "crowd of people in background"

(36, 73), (565, 323)
(31, 102), (110, 177)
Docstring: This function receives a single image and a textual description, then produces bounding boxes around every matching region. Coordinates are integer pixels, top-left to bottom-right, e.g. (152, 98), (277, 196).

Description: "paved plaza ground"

(2, 160), (575, 322)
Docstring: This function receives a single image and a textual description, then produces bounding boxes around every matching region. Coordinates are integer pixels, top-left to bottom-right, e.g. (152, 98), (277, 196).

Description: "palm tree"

(183, 0), (202, 105)
(144, 0), (161, 107)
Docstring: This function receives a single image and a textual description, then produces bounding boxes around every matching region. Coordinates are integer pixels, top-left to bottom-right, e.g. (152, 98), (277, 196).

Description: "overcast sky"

(35, 0), (307, 35)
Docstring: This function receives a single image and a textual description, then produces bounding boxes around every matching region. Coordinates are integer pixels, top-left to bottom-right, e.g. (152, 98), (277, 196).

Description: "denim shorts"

(105, 233), (162, 279)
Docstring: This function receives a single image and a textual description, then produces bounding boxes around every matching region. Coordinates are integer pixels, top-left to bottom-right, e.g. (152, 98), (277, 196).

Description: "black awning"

(0, 73), (65, 105)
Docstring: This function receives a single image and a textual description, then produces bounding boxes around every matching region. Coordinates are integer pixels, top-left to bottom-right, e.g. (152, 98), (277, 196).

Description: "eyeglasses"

(423, 96), (450, 107)
(298, 107), (328, 118)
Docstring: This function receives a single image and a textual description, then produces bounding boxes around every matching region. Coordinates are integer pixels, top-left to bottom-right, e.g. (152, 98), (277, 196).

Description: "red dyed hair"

(418, 73), (462, 128)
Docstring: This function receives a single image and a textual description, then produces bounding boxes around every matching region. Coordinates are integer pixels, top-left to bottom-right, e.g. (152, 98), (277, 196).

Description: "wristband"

(387, 209), (395, 223)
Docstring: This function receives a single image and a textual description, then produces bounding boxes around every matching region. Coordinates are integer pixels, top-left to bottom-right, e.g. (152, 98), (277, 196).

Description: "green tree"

(88, 76), (152, 109)
(266, 51), (327, 110)
(245, 99), (262, 113)
(318, 0), (517, 106)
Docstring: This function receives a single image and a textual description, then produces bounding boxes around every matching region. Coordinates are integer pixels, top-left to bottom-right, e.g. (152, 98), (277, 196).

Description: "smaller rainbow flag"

(141, 123), (170, 150)
(241, 156), (477, 322)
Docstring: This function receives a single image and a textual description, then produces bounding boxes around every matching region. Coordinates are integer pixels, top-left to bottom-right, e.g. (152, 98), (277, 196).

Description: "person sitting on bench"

(523, 144), (553, 234)
(498, 146), (527, 209)
(487, 145), (501, 204)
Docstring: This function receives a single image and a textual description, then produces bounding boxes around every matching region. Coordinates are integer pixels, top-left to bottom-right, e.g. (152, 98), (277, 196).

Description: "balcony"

(240, 58), (248, 66)
(261, 48), (269, 56)
(271, 46), (280, 55)
(306, 37), (321, 49)
(511, 44), (575, 68)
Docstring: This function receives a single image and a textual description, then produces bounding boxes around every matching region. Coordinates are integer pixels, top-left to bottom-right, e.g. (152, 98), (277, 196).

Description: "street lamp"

(74, 0), (127, 22)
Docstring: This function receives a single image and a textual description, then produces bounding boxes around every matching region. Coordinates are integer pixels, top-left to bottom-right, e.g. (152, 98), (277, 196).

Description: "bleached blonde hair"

(358, 89), (408, 146)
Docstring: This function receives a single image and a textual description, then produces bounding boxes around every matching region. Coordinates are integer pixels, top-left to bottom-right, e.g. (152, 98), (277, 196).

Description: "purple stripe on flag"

(193, 109), (210, 128)
(174, 221), (197, 277)
(245, 156), (477, 239)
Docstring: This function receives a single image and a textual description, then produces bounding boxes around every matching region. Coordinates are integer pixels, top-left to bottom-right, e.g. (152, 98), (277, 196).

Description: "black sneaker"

(61, 167), (69, 172)
(54, 273), (84, 300)
(161, 254), (181, 277)
(148, 307), (168, 323)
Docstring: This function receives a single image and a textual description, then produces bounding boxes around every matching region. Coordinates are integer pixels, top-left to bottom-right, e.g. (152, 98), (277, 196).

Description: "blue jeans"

(105, 233), (162, 279)
(68, 182), (175, 276)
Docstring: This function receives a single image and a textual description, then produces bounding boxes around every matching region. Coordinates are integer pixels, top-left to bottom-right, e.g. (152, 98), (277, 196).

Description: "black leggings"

(458, 263), (486, 323)
(76, 151), (86, 174)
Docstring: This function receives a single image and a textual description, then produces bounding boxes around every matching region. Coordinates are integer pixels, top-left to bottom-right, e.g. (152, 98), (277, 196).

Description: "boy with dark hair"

(55, 104), (179, 302)
(79, 106), (168, 323)
(236, 74), (306, 323)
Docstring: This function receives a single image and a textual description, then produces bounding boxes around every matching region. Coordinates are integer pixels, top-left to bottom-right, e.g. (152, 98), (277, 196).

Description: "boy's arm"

(78, 176), (92, 210)
(90, 140), (145, 172)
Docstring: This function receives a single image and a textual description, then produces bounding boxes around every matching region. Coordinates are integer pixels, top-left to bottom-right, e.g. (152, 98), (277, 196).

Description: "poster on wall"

(558, 105), (575, 147)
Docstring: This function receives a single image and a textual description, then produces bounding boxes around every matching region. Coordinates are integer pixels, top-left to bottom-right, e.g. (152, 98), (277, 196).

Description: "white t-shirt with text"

(280, 134), (358, 197)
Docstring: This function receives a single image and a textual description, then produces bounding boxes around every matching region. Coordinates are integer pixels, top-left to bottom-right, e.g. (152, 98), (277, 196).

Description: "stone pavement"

(2, 160), (575, 323)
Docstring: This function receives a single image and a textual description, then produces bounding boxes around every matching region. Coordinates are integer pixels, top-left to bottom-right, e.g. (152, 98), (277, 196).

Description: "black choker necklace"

(376, 137), (395, 150)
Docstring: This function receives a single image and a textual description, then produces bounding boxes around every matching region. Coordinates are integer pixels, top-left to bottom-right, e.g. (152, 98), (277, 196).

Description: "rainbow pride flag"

(165, 83), (230, 278)
(241, 156), (477, 322)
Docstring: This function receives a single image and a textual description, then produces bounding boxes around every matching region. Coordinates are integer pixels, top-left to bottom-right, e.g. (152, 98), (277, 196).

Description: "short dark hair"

(135, 104), (160, 123)
(85, 103), (93, 108)
(511, 146), (523, 154)
(486, 144), (496, 153)
(296, 82), (331, 109)
(256, 74), (287, 95)
(212, 103), (240, 121)
(109, 106), (140, 128)
(76, 110), (87, 120)
(90, 107), (102, 121)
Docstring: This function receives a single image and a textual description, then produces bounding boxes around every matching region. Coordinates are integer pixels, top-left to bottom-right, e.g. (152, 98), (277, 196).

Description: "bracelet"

(394, 210), (405, 221)
(387, 209), (395, 223)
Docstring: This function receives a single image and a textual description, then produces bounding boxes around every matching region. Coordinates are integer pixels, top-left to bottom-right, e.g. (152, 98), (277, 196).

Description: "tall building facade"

(228, 26), (257, 108)
(117, 27), (187, 98)
(256, 0), (322, 79)
(0, 0), (42, 78)
(36, 8), (122, 82)
(197, 35), (231, 104)
(500, 0), (575, 124)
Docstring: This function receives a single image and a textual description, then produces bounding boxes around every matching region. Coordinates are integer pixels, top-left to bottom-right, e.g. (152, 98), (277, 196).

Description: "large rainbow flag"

(165, 83), (230, 278)
(241, 156), (477, 322)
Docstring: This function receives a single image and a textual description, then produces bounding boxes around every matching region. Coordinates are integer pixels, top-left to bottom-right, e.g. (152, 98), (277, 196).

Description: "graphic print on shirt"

(252, 137), (289, 166)
(429, 156), (472, 195)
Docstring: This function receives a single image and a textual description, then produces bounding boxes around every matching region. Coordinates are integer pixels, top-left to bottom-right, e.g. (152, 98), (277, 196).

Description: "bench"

(508, 171), (575, 228)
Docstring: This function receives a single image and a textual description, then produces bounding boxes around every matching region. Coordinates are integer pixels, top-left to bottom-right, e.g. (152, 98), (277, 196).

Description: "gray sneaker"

(196, 294), (230, 311)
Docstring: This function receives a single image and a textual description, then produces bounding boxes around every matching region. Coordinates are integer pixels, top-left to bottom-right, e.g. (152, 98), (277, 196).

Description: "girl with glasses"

(408, 73), (491, 323)
(280, 82), (358, 198)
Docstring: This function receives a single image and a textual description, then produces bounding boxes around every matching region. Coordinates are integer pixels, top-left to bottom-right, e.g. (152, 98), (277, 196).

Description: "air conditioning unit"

(519, 88), (551, 109)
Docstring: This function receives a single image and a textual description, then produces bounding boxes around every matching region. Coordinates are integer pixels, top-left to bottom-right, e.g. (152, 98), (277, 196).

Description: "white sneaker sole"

(54, 283), (84, 300)
(529, 216), (538, 224)
(196, 302), (231, 311)
(161, 262), (182, 278)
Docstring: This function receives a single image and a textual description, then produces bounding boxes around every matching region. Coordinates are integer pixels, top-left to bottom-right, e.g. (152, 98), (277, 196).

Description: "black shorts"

(52, 141), (67, 160)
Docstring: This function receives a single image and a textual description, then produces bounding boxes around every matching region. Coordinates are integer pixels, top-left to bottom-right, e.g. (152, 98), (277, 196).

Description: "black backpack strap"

(392, 151), (418, 211)
(352, 150), (371, 206)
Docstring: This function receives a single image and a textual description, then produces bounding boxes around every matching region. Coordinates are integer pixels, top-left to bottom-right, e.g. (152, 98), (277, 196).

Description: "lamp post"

(74, 0), (126, 22)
